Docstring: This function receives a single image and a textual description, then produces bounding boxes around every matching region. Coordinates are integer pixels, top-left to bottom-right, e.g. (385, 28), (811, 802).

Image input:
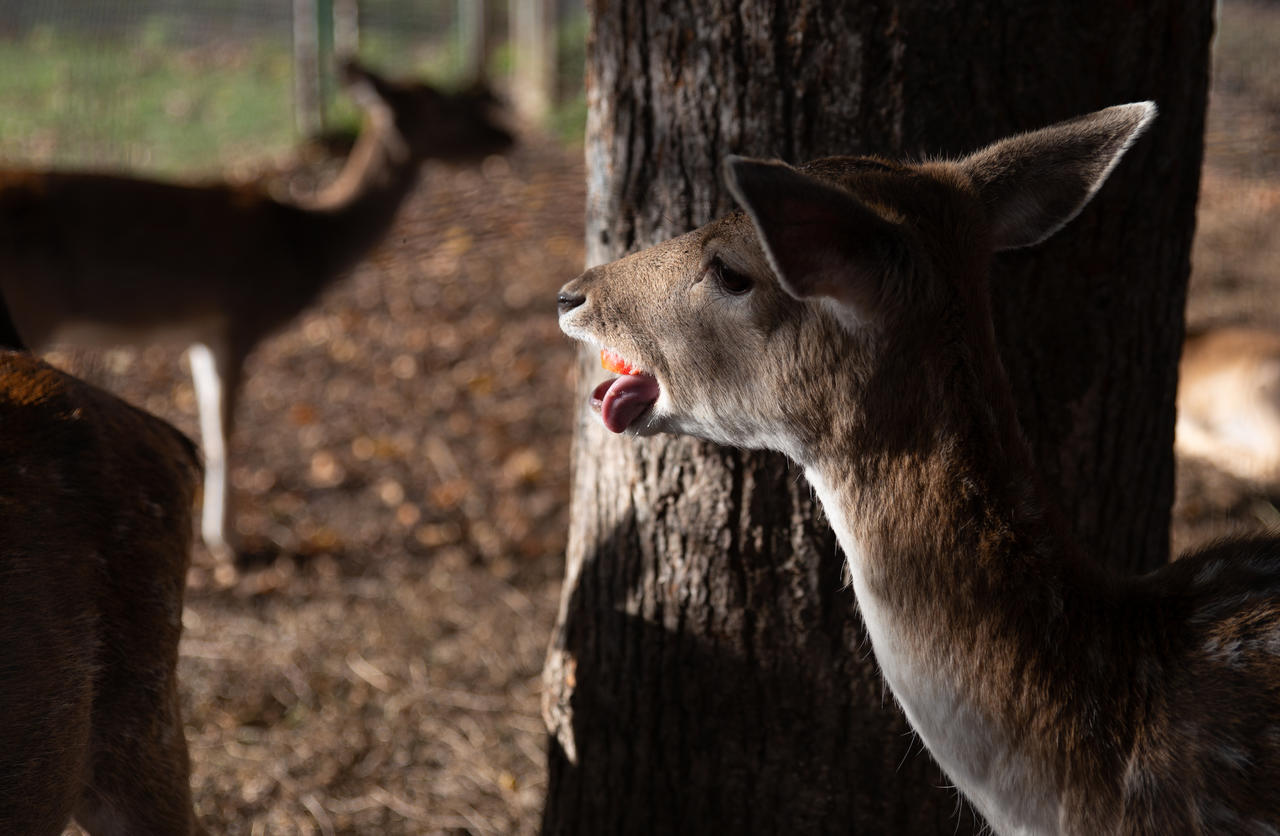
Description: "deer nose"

(557, 291), (586, 315)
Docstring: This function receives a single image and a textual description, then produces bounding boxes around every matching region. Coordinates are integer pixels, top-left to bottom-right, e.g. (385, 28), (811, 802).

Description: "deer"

(0, 61), (512, 563)
(557, 103), (1280, 834)
(0, 309), (205, 833)
(1176, 324), (1280, 485)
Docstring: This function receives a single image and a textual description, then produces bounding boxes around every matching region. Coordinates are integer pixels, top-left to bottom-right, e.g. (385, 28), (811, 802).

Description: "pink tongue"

(597, 374), (660, 433)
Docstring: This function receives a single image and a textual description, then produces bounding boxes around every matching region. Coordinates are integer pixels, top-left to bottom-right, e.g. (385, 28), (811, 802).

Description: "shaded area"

(32, 1), (1280, 833)
(51, 138), (582, 835)
(545, 0), (1210, 832)
(542, 499), (977, 836)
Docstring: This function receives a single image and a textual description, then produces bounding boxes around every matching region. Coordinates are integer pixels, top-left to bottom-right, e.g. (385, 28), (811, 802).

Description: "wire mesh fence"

(0, 0), (585, 176)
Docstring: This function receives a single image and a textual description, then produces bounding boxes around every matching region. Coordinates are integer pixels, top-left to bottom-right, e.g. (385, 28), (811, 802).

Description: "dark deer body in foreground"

(0, 346), (203, 835)
(558, 104), (1280, 834)
(0, 62), (511, 563)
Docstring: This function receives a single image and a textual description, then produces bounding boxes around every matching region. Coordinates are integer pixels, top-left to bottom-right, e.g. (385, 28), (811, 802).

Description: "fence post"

(509, 0), (556, 122)
(293, 0), (322, 135)
(457, 0), (489, 83)
(316, 0), (335, 111)
(335, 0), (359, 59)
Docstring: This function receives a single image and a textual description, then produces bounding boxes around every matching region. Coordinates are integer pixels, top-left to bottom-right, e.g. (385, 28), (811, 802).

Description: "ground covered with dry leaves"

(55, 138), (583, 835)
(51, 4), (1280, 832)
(1172, 0), (1280, 555)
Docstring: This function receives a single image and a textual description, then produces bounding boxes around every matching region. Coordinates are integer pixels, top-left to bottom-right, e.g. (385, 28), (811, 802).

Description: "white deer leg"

(188, 342), (235, 563)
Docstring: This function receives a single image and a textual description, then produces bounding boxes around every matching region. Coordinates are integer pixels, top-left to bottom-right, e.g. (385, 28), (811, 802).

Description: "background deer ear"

(725, 156), (903, 316)
(339, 60), (404, 115)
(340, 61), (382, 110)
(959, 102), (1156, 251)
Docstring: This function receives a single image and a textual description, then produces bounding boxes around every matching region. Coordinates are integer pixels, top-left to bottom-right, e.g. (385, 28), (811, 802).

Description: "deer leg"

(188, 341), (244, 564)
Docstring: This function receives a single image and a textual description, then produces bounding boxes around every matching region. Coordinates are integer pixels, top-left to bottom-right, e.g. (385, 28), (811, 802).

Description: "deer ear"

(339, 60), (406, 115)
(725, 156), (903, 316)
(959, 102), (1156, 251)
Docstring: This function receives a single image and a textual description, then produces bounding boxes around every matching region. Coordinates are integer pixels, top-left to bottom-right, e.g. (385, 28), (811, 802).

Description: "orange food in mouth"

(595, 349), (661, 434)
(601, 348), (641, 376)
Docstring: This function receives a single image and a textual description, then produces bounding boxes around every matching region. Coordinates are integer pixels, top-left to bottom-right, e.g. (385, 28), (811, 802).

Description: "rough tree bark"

(543, 2), (1214, 833)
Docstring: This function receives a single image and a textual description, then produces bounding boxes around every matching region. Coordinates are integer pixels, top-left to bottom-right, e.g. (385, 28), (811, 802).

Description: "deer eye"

(707, 257), (753, 296)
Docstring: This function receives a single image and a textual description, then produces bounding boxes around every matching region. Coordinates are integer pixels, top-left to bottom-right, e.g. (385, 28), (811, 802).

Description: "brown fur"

(0, 350), (203, 835)
(558, 104), (1280, 833)
(1177, 326), (1280, 484)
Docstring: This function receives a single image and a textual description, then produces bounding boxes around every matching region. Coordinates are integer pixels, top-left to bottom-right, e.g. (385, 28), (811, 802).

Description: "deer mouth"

(593, 348), (661, 434)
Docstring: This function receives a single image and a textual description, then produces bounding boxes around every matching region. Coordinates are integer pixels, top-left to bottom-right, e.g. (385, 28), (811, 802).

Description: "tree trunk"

(543, 2), (1214, 833)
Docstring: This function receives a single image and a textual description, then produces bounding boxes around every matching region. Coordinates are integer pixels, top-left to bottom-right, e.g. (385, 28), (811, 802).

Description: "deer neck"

(801, 320), (1100, 834)
(302, 109), (420, 274)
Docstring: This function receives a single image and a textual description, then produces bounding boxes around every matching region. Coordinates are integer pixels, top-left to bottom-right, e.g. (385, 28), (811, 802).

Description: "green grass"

(0, 25), (298, 176)
(550, 11), (588, 145)
(0, 11), (590, 177)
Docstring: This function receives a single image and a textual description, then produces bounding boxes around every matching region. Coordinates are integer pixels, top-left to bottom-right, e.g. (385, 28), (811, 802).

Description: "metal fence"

(0, 0), (584, 175)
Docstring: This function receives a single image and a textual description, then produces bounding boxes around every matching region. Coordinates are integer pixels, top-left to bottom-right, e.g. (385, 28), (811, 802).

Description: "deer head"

(340, 60), (512, 162)
(557, 103), (1155, 467)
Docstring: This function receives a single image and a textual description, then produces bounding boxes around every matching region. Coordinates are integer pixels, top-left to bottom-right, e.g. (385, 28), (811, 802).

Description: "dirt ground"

(55, 138), (583, 835)
(49, 4), (1280, 834)
(1173, 0), (1280, 555)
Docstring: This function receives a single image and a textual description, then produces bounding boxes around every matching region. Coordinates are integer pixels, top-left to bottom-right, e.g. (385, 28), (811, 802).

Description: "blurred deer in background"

(0, 321), (204, 833)
(1177, 325), (1280, 485)
(0, 61), (512, 563)
(558, 104), (1280, 833)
